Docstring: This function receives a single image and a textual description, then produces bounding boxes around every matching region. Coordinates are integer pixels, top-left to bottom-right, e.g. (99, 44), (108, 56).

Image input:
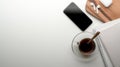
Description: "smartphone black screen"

(64, 2), (92, 31)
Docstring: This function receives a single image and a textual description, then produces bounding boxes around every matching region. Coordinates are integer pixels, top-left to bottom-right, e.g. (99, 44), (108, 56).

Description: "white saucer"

(72, 32), (99, 62)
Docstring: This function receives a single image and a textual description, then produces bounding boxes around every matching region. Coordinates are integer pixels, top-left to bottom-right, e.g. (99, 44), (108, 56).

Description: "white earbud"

(96, 5), (101, 14)
(90, 2), (101, 14)
(90, 2), (96, 10)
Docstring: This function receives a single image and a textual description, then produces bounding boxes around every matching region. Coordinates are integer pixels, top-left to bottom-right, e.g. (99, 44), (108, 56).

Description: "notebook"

(94, 18), (120, 67)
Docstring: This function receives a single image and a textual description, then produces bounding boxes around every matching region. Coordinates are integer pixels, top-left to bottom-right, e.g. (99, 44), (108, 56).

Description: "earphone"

(90, 2), (96, 10)
(90, 2), (101, 14)
(96, 5), (100, 13)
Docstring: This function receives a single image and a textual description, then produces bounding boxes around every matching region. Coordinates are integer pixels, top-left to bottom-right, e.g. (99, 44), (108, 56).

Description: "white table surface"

(0, 0), (109, 67)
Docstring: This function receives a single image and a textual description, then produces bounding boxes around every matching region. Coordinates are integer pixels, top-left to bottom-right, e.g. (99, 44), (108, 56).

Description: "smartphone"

(64, 2), (92, 31)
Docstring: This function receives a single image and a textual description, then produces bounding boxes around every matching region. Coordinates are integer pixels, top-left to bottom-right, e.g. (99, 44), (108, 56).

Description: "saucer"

(72, 32), (99, 62)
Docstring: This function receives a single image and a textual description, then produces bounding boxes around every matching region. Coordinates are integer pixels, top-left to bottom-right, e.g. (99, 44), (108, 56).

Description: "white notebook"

(94, 18), (120, 67)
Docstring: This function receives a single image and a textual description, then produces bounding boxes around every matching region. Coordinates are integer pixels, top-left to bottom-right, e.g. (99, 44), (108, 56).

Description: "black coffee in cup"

(78, 38), (95, 55)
